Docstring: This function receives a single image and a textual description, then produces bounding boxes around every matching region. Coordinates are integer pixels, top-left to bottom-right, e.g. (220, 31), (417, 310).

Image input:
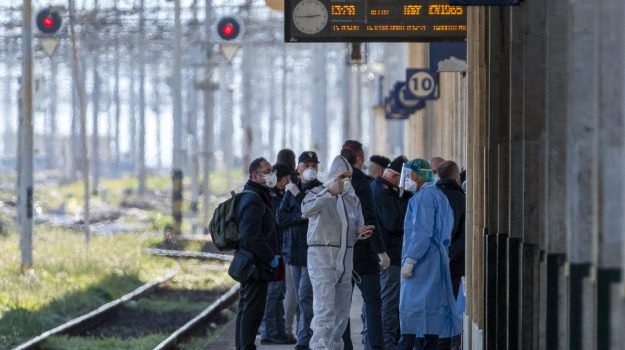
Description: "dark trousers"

(260, 280), (287, 339)
(342, 272), (385, 350)
(396, 334), (440, 350)
(236, 279), (268, 350)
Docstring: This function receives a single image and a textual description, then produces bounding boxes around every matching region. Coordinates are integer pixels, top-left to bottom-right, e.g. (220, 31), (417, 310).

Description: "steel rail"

(153, 283), (240, 350)
(12, 268), (180, 350)
(144, 247), (234, 262)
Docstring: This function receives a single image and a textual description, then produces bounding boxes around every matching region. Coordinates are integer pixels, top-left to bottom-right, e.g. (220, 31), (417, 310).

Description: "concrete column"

(521, 0), (548, 348)
(544, 0), (570, 348)
(466, 6), (488, 349)
(507, 5), (526, 349)
(597, 1), (625, 349)
(405, 43), (428, 157)
(566, 1), (599, 349)
(485, 6), (511, 349)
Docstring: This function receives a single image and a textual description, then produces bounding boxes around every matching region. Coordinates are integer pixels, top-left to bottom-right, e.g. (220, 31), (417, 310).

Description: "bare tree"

(138, 0), (146, 198)
(69, 0), (90, 244)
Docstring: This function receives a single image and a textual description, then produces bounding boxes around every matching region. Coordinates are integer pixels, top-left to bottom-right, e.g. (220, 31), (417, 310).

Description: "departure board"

(285, 0), (467, 42)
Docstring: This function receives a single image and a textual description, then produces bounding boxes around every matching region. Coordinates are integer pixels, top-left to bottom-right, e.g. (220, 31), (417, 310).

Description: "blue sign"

(384, 97), (409, 120)
(392, 82), (425, 114)
(430, 43), (467, 72)
(449, 0), (520, 5)
(405, 69), (438, 101)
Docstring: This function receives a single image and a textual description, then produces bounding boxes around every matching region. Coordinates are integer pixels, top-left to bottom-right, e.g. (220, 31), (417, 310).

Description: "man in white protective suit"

(301, 155), (374, 350)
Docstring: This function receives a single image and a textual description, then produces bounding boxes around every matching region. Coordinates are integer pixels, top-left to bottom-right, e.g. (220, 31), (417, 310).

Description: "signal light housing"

(36, 8), (63, 35)
(214, 16), (244, 43)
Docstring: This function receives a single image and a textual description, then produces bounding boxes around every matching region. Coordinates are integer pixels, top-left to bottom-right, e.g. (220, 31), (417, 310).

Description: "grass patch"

(43, 333), (167, 350)
(0, 227), (233, 349)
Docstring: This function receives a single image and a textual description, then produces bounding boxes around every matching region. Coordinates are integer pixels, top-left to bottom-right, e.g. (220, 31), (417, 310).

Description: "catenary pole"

(19, 0), (33, 270)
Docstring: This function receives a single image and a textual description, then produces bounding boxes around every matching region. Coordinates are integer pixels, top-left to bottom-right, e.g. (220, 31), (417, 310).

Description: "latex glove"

(270, 255), (280, 269)
(378, 252), (391, 270)
(285, 183), (300, 196)
(401, 259), (415, 278)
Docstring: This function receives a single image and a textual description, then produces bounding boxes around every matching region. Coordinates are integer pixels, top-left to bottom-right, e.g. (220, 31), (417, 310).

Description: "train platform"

(207, 288), (366, 350)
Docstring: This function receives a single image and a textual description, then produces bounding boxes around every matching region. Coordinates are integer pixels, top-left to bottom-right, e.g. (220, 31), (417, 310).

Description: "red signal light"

(216, 16), (242, 41)
(223, 23), (234, 36)
(36, 9), (62, 34)
(42, 16), (54, 28)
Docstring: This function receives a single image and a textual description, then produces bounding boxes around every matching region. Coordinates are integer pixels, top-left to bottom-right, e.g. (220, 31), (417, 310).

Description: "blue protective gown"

(399, 182), (461, 338)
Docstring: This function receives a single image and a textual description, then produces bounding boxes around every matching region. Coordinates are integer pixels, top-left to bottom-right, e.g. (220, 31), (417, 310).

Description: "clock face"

(293, 0), (328, 35)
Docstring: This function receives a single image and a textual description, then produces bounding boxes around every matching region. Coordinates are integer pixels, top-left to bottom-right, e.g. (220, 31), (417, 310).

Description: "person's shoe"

(285, 333), (297, 344)
(260, 335), (296, 345)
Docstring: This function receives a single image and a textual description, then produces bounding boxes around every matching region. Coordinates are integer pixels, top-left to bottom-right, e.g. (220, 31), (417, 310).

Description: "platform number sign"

(405, 69), (438, 101)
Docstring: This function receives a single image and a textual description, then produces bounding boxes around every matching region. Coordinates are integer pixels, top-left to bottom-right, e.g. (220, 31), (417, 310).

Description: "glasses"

(257, 169), (274, 175)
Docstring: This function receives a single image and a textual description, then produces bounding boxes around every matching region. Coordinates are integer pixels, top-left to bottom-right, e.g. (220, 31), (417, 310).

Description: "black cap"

(370, 155), (391, 169)
(272, 163), (292, 179)
(388, 155), (408, 173)
(298, 151), (320, 164)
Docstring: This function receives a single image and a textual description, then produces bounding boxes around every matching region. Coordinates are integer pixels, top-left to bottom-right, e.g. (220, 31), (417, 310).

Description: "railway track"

(13, 257), (239, 350)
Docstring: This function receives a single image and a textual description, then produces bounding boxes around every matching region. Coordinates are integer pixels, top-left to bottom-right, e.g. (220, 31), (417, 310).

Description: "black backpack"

(209, 190), (261, 251)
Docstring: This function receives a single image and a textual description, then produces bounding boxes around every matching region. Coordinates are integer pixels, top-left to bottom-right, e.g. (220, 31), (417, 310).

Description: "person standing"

(370, 156), (411, 350)
(339, 140), (388, 350)
(397, 158), (460, 350)
(260, 163), (297, 345)
(275, 148), (299, 338)
(277, 151), (323, 350)
(368, 155), (391, 179)
(435, 161), (465, 350)
(235, 158), (281, 350)
(302, 155), (372, 350)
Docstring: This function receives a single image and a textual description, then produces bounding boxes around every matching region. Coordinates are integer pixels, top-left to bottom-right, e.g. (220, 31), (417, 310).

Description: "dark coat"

(269, 187), (286, 252)
(235, 180), (278, 269)
(370, 176), (411, 267)
(351, 168), (387, 275)
(436, 178), (466, 279)
(276, 179), (322, 266)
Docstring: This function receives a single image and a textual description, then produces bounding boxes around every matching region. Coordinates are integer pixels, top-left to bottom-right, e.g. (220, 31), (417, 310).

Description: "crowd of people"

(230, 140), (466, 350)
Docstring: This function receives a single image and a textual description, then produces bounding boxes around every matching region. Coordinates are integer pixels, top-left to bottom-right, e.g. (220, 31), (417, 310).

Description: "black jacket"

(235, 181), (278, 269)
(436, 178), (466, 279)
(276, 179), (322, 266)
(269, 187), (286, 252)
(370, 176), (411, 267)
(351, 168), (386, 275)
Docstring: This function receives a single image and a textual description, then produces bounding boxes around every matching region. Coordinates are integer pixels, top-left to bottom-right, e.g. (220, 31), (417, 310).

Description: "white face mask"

(263, 172), (277, 188)
(342, 178), (353, 193)
(405, 178), (417, 192)
(302, 168), (318, 182)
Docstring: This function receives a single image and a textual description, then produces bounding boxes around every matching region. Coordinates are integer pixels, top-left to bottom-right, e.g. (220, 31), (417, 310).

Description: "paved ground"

(207, 289), (366, 350)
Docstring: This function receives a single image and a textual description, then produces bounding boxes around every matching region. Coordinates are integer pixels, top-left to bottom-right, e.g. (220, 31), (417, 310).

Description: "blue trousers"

(291, 264), (314, 347)
(380, 265), (401, 350)
(260, 280), (287, 339)
(343, 271), (385, 350)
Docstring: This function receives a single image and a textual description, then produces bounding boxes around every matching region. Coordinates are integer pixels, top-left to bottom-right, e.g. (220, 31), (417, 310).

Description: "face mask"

(263, 172), (277, 188)
(302, 168), (318, 181)
(342, 178), (353, 193)
(405, 178), (417, 192)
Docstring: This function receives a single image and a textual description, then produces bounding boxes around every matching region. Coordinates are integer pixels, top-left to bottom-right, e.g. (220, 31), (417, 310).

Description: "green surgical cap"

(407, 158), (434, 183)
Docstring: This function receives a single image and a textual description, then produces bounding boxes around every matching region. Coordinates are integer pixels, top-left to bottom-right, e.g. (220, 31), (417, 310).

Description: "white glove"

(401, 259), (416, 278)
(285, 183), (300, 196)
(378, 252), (391, 270)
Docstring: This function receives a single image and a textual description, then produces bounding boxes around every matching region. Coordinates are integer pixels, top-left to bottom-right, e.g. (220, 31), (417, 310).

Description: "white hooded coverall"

(302, 155), (365, 350)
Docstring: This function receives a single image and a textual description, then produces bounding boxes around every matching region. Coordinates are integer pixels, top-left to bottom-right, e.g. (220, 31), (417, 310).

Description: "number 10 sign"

(405, 69), (438, 101)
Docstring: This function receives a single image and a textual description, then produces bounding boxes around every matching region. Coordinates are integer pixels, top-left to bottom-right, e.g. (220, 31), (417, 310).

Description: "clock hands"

(294, 14), (323, 18)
